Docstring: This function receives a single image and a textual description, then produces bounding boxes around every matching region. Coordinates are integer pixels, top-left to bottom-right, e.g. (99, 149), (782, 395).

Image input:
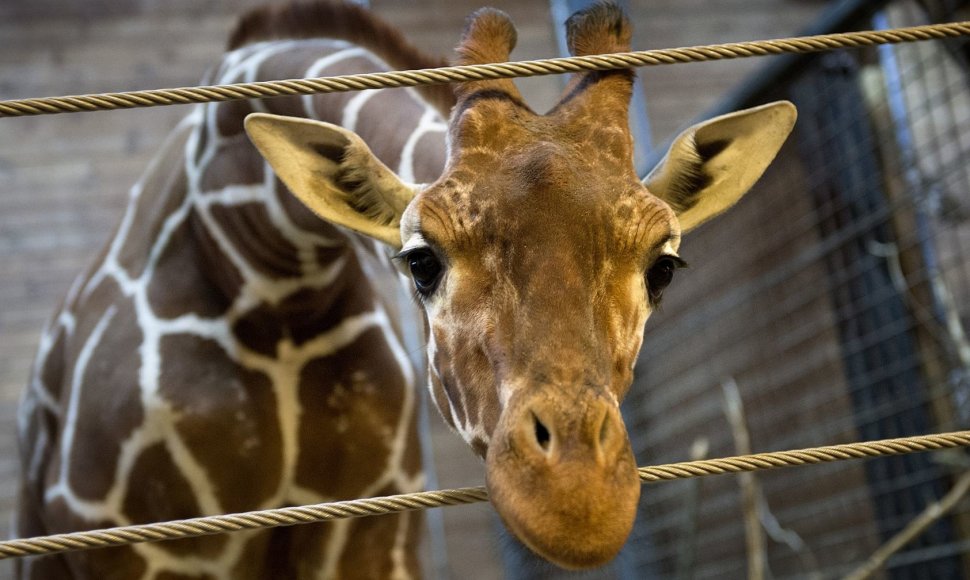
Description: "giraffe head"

(245, 3), (795, 569)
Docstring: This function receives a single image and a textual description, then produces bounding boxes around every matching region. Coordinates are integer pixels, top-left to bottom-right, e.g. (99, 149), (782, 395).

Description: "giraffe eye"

(406, 249), (443, 295)
(647, 255), (687, 303)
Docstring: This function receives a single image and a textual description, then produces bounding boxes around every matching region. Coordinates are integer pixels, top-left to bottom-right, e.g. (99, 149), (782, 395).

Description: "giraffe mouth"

(484, 388), (640, 569)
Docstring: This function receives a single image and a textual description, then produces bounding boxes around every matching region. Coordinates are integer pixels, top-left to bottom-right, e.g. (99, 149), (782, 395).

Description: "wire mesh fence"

(621, 0), (970, 578)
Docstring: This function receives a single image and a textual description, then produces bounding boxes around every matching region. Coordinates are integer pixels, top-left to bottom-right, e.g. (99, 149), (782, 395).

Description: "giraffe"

(245, 1), (796, 571)
(16, 1), (797, 578)
(16, 2), (454, 579)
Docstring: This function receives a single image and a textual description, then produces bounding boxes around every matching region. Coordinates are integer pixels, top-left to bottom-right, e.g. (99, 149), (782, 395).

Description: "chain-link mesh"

(622, 1), (970, 578)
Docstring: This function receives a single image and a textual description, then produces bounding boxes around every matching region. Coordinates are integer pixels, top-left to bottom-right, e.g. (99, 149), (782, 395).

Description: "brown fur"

(565, 1), (631, 56)
(454, 7), (518, 66)
(452, 8), (525, 108)
(552, 3), (634, 122)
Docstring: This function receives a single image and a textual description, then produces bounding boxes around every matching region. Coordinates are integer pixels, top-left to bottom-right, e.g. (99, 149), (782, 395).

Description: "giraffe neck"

(18, 35), (448, 580)
(179, 39), (448, 350)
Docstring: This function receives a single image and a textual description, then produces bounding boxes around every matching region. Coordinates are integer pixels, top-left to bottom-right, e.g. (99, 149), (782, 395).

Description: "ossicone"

(565, 2), (632, 57)
(452, 8), (524, 105)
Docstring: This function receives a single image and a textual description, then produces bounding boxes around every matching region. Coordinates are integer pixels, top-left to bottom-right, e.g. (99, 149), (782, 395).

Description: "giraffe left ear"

(644, 101), (797, 233)
(244, 112), (418, 248)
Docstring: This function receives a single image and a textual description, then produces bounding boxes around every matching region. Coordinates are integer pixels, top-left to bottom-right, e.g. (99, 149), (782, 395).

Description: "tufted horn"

(552, 2), (634, 122)
(453, 8), (526, 106)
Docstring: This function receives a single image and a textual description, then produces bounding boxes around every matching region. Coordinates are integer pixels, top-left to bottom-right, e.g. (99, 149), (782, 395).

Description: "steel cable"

(2, 430), (968, 560)
(1, 21), (970, 117)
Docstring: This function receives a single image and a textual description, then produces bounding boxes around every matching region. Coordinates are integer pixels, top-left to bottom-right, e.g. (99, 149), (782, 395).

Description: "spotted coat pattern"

(16, 13), (448, 580)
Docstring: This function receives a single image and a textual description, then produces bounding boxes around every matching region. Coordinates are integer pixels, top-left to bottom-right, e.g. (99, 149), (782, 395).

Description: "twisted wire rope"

(2, 21), (970, 117)
(2, 430), (969, 560)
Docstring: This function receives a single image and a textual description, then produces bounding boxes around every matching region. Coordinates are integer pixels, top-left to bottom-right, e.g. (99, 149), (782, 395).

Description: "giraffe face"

(398, 106), (677, 566)
(246, 3), (796, 570)
(402, 121), (681, 446)
(397, 7), (661, 566)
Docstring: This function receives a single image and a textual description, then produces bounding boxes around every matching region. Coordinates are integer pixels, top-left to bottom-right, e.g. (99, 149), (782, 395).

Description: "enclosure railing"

(0, 21), (968, 117)
(1, 431), (969, 560)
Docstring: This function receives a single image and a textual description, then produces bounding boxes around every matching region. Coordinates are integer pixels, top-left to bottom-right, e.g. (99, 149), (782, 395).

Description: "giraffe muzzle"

(485, 387), (640, 569)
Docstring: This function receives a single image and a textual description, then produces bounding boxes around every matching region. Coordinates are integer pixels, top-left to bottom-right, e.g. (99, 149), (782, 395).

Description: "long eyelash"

(393, 246), (428, 265)
(667, 255), (689, 269)
(647, 256), (688, 310)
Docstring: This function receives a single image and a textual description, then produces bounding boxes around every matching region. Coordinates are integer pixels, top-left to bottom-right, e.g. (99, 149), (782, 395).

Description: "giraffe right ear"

(244, 113), (418, 248)
(643, 101), (796, 233)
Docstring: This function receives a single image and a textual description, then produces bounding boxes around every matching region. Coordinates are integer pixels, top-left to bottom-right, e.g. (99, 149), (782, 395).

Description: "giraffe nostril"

(598, 409), (611, 450)
(532, 412), (551, 453)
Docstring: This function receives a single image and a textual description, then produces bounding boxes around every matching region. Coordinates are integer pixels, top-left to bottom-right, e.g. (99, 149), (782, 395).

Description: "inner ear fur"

(244, 112), (417, 248)
(644, 101), (797, 232)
